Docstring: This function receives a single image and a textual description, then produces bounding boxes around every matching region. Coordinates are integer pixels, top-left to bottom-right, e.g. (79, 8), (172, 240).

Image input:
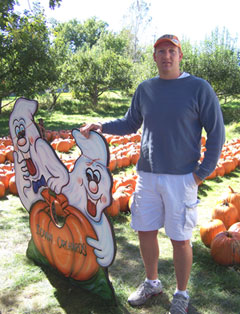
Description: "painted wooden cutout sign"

(9, 98), (116, 301)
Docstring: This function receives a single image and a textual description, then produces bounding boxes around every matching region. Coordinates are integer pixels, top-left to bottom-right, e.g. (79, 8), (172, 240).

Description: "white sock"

(174, 289), (189, 299)
(145, 278), (160, 287)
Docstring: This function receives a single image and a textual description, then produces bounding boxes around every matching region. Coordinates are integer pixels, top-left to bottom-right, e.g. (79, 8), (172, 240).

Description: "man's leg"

(128, 229), (162, 306)
(171, 239), (192, 291)
(138, 230), (159, 280)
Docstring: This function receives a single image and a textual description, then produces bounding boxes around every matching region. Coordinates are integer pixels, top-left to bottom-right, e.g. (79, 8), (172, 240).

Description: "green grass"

(0, 92), (130, 136)
(1, 177), (240, 314)
(1, 93), (240, 313)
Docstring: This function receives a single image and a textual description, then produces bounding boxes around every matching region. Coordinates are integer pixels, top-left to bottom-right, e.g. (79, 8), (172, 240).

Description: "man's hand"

(79, 122), (102, 138)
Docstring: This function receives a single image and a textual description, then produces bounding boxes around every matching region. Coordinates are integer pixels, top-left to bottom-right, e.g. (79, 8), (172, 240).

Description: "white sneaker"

(169, 293), (190, 313)
(128, 280), (163, 306)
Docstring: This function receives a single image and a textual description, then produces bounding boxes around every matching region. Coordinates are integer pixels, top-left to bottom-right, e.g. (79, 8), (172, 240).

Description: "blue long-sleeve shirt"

(102, 75), (225, 180)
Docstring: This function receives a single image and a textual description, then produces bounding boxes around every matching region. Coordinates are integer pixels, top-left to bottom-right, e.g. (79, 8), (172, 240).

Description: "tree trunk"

(90, 88), (99, 107)
(0, 98), (2, 115)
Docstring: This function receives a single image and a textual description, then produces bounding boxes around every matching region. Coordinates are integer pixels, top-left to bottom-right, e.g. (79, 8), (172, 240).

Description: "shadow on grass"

(191, 241), (240, 314)
(40, 266), (130, 314)
(0, 110), (11, 137)
(198, 168), (240, 199)
(38, 96), (129, 119)
(3, 205), (238, 314)
(26, 218), (239, 314)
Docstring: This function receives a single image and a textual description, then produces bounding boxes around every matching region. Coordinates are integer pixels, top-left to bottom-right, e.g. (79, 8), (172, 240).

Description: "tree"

(0, 6), (57, 112)
(123, 0), (152, 62)
(0, 0), (62, 27)
(0, 0), (63, 113)
(128, 45), (157, 95)
(53, 17), (108, 53)
(180, 40), (201, 77)
(198, 28), (240, 100)
(68, 42), (133, 107)
(180, 28), (240, 101)
(0, 0), (15, 29)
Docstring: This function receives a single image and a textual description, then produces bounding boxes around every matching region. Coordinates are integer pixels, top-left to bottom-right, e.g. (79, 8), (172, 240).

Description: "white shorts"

(130, 171), (199, 241)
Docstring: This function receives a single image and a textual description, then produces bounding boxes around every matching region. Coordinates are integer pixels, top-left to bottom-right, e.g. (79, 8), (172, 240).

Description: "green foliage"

(0, 0), (62, 28)
(199, 28), (240, 99)
(1, 4), (240, 116)
(98, 31), (132, 57)
(181, 40), (201, 76)
(53, 17), (108, 53)
(68, 44), (133, 107)
(0, 6), (57, 112)
(48, 0), (62, 9)
(221, 101), (240, 124)
(181, 28), (240, 101)
(129, 45), (157, 95)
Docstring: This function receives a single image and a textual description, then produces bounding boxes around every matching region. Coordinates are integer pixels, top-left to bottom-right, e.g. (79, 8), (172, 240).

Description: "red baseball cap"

(154, 34), (182, 51)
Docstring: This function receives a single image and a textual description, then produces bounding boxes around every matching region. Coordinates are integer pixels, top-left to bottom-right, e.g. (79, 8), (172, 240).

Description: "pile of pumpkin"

(0, 137), (16, 198)
(106, 172), (137, 217)
(47, 131), (141, 171)
(2, 130), (240, 213)
(204, 137), (240, 179)
(0, 130), (141, 199)
(200, 186), (240, 266)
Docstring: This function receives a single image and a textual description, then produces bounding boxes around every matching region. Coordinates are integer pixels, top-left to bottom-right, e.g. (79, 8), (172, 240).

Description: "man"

(80, 34), (225, 313)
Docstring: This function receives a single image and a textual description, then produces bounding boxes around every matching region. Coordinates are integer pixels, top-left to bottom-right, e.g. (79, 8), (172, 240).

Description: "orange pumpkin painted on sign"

(30, 189), (99, 281)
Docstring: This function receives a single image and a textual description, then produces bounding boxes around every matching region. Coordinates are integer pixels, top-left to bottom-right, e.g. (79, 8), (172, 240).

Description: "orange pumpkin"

(30, 189), (99, 281)
(127, 150), (140, 165)
(205, 169), (217, 180)
(116, 154), (123, 168)
(5, 148), (14, 163)
(59, 130), (70, 139)
(106, 198), (120, 217)
(223, 186), (240, 220)
(0, 171), (9, 189)
(221, 159), (235, 174)
(56, 139), (72, 152)
(210, 231), (240, 265)
(51, 138), (61, 150)
(1, 138), (12, 147)
(129, 133), (141, 142)
(211, 201), (239, 230)
(0, 181), (5, 198)
(114, 185), (134, 212)
(51, 131), (59, 141)
(0, 151), (6, 164)
(9, 175), (18, 195)
(215, 163), (225, 177)
(200, 219), (226, 248)
(45, 130), (52, 142)
(110, 136), (121, 146)
(108, 156), (117, 172)
(201, 136), (206, 146)
(115, 177), (136, 191)
(103, 134), (114, 144)
(228, 222), (240, 233)
(1, 163), (14, 171)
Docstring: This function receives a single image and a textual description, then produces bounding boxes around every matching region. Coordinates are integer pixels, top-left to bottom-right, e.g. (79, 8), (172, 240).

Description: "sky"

(17, 0), (240, 47)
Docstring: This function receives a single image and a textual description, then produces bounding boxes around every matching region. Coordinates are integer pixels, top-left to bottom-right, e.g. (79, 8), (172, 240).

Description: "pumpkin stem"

(228, 186), (234, 193)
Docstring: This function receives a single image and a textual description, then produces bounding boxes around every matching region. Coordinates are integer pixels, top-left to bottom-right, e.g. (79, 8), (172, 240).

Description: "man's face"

(153, 41), (183, 79)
